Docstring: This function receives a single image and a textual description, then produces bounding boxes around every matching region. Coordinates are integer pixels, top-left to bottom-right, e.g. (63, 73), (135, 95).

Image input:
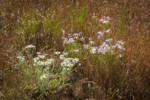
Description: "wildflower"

(97, 48), (105, 54)
(61, 57), (80, 71)
(72, 58), (79, 64)
(90, 47), (97, 54)
(59, 54), (66, 60)
(37, 52), (41, 55)
(33, 57), (39, 63)
(118, 54), (123, 58)
(62, 52), (69, 56)
(17, 55), (25, 62)
(37, 61), (45, 66)
(83, 44), (89, 50)
(78, 63), (81, 66)
(25, 44), (35, 49)
(46, 59), (55, 65)
(97, 31), (104, 39)
(105, 29), (111, 33)
(80, 36), (85, 41)
(117, 40), (125, 45)
(89, 37), (92, 41)
(54, 51), (61, 55)
(115, 40), (125, 51)
(105, 38), (113, 42)
(100, 16), (111, 24)
(73, 33), (80, 39)
(63, 37), (76, 45)
(40, 74), (49, 80)
(71, 49), (79, 53)
(89, 41), (95, 45)
(98, 42), (111, 54)
(38, 54), (45, 59)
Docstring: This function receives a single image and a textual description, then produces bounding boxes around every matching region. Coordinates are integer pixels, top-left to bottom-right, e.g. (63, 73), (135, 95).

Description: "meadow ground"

(0, 0), (150, 100)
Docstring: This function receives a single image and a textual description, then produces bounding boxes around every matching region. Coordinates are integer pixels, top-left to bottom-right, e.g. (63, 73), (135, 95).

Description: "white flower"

(61, 57), (80, 71)
(34, 58), (55, 66)
(89, 37), (92, 41)
(71, 49), (79, 53)
(62, 52), (69, 56)
(40, 74), (49, 80)
(105, 29), (111, 33)
(54, 51), (61, 55)
(46, 59), (55, 65)
(33, 57), (39, 63)
(89, 41), (95, 45)
(72, 58), (79, 64)
(90, 47), (97, 54)
(25, 44), (35, 49)
(80, 36), (85, 41)
(38, 55), (45, 59)
(115, 41), (125, 51)
(37, 61), (45, 66)
(59, 54), (66, 60)
(118, 54), (123, 58)
(117, 40), (125, 45)
(37, 52), (41, 55)
(17, 55), (25, 62)
(100, 16), (111, 24)
(83, 44), (89, 50)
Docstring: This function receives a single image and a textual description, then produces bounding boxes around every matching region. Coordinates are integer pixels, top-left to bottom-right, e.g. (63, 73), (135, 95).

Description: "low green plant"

(16, 46), (80, 98)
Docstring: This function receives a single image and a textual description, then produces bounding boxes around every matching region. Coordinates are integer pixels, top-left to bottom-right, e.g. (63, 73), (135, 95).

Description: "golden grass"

(0, 0), (150, 99)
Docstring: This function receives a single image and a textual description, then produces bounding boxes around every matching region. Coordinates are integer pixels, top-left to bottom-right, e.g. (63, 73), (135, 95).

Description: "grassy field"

(0, 0), (150, 100)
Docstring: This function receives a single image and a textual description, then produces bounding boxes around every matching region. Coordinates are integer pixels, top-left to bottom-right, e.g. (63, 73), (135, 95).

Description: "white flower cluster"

(33, 55), (55, 67)
(99, 16), (111, 24)
(54, 51), (61, 55)
(17, 55), (25, 62)
(61, 57), (79, 71)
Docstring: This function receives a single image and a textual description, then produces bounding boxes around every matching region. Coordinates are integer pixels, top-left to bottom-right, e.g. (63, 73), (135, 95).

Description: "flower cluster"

(33, 54), (55, 67)
(61, 57), (79, 71)
(32, 51), (80, 80)
(89, 40), (125, 55)
(62, 16), (125, 57)
(62, 32), (85, 46)
(17, 55), (25, 62)
(99, 16), (111, 24)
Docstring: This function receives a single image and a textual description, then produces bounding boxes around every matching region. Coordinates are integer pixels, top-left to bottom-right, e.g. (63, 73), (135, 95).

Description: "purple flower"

(105, 38), (113, 42)
(63, 37), (76, 45)
(73, 33), (80, 39)
(98, 42), (111, 54)
(97, 31), (104, 39)
(105, 29), (111, 33)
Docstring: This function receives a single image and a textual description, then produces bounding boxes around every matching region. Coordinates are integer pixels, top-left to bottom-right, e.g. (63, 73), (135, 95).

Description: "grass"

(1, 0), (150, 100)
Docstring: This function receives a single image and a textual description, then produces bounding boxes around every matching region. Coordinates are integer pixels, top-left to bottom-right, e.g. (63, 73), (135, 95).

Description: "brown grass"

(0, 0), (150, 100)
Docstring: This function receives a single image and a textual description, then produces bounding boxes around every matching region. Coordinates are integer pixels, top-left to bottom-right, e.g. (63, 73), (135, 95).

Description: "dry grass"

(0, 0), (150, 100)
